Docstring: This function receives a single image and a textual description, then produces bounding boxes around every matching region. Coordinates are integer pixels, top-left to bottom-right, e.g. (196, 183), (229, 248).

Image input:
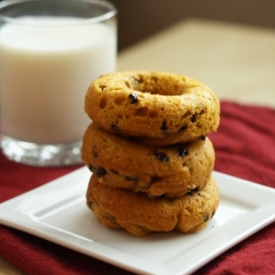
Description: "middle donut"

(82, 123), (215, 198)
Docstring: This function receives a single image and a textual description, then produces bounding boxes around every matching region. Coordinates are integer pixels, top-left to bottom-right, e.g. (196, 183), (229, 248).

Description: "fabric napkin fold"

(0, 101), (275, 275)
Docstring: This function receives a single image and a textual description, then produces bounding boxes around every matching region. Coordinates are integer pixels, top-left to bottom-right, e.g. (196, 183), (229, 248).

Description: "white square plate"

(0, 167), (275, 275)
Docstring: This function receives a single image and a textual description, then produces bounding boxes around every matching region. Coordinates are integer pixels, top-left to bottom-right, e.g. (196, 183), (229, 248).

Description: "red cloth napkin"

(0, 101), (275, 275)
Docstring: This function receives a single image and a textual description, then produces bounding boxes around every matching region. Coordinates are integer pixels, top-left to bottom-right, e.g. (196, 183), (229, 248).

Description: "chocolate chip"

(201, 135), (206, 140)
(92, 145), (98, 158)
(154, 152), (169, 162)
(97, 167), (106, 177)
(179, 124), (188, 132)
(110, 169), (118, 175)
(190, 114), (197, 123)
(89, 164), (95, 172)
(186, 187), (198, 196)
(204, 214), (209, 222)
(160, 120), (167, 131)
(87, 201), (94, 209)
(111, 123), (119, 132)
(178, 148), (188, 157)
(151, 176), (161, 183)
(128, 93), (138, 104)
(125, 176), (139, 184)
(99, 84), (106, 92)
(124, 81), (131, 88)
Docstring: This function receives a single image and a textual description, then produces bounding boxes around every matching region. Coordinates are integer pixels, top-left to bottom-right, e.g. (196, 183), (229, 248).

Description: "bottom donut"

(86, 174), (220, 237)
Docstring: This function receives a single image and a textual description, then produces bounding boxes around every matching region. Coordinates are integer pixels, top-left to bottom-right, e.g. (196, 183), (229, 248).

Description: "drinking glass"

(0, 0), (117, 166)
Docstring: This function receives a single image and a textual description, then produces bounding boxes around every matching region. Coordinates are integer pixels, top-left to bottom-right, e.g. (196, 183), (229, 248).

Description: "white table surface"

(1, 17), (275, 275)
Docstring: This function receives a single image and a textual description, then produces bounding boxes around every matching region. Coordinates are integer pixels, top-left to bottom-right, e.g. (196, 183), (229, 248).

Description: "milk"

(0, 17), (116, 144)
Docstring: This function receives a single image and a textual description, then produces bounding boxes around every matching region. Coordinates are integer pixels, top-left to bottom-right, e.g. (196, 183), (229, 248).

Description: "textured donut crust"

(85, 71), (220, 146)
(82, 123), (215, 198)
(86, 175), (219, 237)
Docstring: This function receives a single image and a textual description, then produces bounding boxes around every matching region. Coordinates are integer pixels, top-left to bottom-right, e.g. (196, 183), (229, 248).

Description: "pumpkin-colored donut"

(86, 174), (219, 237)
(85, 71), (220, 146)
(81, 123), (215, 198)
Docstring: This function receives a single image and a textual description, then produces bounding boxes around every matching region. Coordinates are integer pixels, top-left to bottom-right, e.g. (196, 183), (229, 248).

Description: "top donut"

(85, 71), (220, 146)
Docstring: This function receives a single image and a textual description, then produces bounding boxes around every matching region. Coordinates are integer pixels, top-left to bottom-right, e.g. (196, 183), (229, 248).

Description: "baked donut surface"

(82, 123), (215, 198)
(85, 71), (220, 146)
(86, 175), (219, 237)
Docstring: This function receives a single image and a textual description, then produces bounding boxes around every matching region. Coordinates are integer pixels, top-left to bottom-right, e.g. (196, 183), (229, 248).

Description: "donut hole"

(114, 94), (126, 105)
(135, 107), (148, 117)
(136, 75), (186, 96)
(99, 97), (107, 109)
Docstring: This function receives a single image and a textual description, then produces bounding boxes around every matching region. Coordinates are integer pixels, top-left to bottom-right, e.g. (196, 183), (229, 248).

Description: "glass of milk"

(0, 0), (117, 166)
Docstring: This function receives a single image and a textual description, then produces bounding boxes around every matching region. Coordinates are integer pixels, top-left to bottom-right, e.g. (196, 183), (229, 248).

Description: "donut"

(85, 71), (220, 146)
(86, 174), (219, 237)
(81, 123), (215, 198)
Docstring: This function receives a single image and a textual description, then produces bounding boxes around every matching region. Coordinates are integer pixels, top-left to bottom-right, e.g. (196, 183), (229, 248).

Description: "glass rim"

(0, 0), (117, 26)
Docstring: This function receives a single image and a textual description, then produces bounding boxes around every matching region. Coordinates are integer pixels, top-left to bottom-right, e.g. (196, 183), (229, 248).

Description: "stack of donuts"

(82, 71), (220, 237)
